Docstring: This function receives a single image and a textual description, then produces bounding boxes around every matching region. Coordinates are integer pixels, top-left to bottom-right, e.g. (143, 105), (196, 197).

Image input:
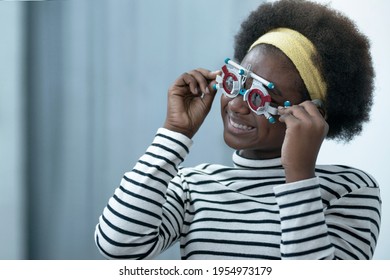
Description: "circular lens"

(222, 72), (239, 97)
(250, 92), (262, 108)
(246, 89), (271, 113)
(224, 76), (234, 92)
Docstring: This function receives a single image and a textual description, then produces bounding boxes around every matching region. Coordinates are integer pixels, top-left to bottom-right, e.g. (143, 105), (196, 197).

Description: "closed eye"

(269, 87), (283, 97)
(268, 87), (286, 107)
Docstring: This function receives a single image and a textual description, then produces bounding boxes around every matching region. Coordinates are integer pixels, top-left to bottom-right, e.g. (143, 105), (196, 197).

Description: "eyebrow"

(240, 59), (284, 98)
(250, 72), (283, 97)
(247, 71), (284, 98)
(228, 58), (274, 90)
(249, 71), (275, 90)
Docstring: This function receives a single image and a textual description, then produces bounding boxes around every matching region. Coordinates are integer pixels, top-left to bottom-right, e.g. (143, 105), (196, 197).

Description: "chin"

(223, 131), (252, 151)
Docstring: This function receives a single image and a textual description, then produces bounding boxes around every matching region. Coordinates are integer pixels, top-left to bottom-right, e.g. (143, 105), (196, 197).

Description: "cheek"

(220, 94), (228, 108)
(267, 121), (286, 145)
(254, 118), (286, 146)
(220, 95), (229, 116)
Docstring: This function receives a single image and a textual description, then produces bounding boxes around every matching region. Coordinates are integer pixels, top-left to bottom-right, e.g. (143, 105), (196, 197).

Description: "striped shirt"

(95, 128), (381, 260)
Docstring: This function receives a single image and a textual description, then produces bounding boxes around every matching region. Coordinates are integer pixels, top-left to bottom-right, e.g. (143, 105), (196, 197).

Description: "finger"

(278, 99), (325, 120)
(206, 70), (221, 94)
(277, 109), (299, 124)
(195, 68), (220, 81)
(201, 86), (217, 110)
(187, 69), (213, 94)
(181, 72), (200, 95)
(278, 105), (311, 122)
(278, 102), (329, 138)
(175, 69), (219, 97)
(299, 100), (326, 119)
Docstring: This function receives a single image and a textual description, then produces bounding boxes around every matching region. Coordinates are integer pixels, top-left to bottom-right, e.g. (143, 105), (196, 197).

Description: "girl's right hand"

(163, 69), (219, 139)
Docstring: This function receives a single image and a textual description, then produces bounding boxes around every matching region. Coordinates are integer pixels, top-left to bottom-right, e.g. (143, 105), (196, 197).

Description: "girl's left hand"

(278, 101), (329, 183)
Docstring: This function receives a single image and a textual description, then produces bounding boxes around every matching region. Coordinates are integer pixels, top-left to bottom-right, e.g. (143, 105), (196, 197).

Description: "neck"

(238, 149), (281, 160)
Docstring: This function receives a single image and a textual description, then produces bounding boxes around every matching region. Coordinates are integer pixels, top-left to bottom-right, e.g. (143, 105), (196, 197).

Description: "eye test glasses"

(213, 58), (279, 123)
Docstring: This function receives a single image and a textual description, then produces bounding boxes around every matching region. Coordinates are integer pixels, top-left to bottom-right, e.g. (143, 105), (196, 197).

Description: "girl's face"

(220, 45), (307, 159)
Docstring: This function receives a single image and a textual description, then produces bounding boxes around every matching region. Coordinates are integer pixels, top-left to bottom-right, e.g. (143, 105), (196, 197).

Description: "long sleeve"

(95, 136), (381, 260)
(94, 128), (192, 259)
(274, 173), (381, 260)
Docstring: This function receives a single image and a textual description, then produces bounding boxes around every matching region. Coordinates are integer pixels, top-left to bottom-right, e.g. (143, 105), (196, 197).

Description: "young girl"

(95, 0), (381, 259)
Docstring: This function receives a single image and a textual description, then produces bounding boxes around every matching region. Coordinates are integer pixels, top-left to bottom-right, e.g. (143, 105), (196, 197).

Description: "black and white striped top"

(95, 128), (381, 260)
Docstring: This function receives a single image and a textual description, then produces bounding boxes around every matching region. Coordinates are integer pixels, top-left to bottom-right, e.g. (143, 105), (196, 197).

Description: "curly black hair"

(234, 0), (374, 142)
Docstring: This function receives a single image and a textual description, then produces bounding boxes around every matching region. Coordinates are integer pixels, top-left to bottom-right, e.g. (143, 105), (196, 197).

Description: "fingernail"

(205, 87), (210, 94)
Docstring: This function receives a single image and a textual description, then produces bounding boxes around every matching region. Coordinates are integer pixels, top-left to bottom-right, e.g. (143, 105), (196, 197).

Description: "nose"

(227, 95), (251, 115)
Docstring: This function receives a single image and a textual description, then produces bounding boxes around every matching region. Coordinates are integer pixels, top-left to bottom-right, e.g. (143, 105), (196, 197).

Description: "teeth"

(230, 118), (254, 130)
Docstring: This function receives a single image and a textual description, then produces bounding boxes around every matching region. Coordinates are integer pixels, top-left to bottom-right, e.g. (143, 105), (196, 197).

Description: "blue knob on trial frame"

(268, 116), (276, 124)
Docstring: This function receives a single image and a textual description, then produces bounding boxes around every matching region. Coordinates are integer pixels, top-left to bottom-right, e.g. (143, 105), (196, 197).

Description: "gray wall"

(0, 1), (26, 260)
(2, 0), (389, 260)
(1, 0), (263, 260)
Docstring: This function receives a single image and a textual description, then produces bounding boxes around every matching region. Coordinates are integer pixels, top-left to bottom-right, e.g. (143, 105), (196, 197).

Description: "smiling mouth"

(229, 117), (255, 131)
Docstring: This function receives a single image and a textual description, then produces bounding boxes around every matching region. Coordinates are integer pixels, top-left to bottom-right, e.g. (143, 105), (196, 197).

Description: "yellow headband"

(249, 27), (327, 101)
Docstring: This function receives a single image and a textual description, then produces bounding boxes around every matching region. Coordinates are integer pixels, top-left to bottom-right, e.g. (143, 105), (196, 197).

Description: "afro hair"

(234, 0), (375, 142)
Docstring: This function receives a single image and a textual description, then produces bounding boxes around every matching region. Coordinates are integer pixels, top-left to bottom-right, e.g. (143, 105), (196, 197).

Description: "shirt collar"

(232, 151), (282, 169)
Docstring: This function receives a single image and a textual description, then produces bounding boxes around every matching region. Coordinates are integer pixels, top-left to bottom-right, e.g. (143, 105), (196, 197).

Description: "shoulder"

(315, 164), (378, 189)
(315, 164), (380, 207)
